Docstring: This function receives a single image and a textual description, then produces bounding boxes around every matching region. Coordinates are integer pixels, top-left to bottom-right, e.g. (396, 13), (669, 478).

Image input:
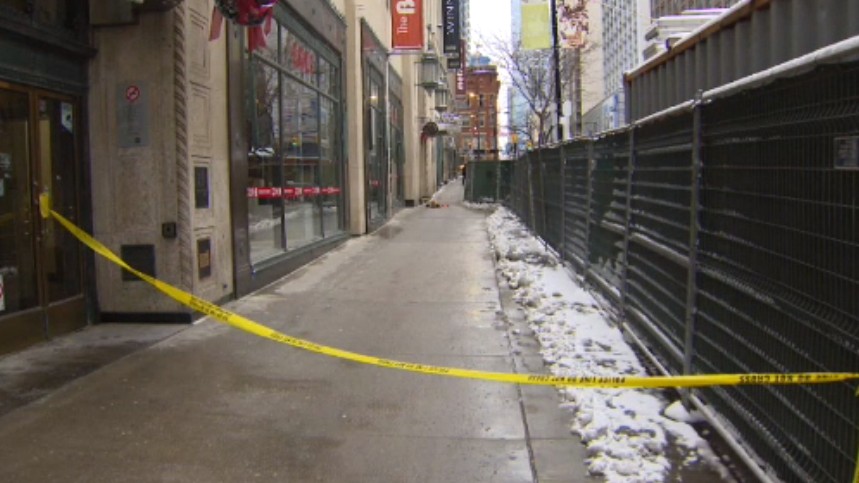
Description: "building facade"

(579, 0), (651, 134)
(460, 65), (501, 161)
(0, 0), (453, 356)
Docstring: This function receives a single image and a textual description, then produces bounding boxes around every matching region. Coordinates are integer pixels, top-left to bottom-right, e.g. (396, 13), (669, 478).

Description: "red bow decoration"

(209, 0), (276, 53)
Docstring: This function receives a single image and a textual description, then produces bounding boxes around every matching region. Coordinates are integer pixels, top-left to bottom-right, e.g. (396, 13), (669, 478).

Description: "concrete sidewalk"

(0, 182), (593, 482)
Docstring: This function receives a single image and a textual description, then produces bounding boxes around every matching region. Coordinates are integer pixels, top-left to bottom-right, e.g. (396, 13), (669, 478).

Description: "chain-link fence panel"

(625, 112), (696, 373)
(588, 132), (630, 297)
(562, 142), (590, 271)
(694, 61), (859, 483)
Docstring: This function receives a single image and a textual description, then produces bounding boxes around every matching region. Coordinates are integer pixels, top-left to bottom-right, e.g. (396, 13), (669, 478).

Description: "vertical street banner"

(456, 39), (467, 95)
(557, 0), (590, 48)
(442, 0), (460, 54)
(392, 0), (424, 50)
(521, 0), (551, 50)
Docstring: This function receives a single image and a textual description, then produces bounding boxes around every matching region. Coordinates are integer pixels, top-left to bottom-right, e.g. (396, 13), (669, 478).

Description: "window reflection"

(248, 60), (285, 264)
(366, 74), (386, 225)
(0, 88), (38, 314)
(282, 81), (322, 250)
(319, 97), (342, 236)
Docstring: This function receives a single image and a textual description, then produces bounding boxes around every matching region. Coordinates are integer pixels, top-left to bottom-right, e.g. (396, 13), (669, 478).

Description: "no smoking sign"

(117, 82), (148, 148)
(125, 85), (141, 103)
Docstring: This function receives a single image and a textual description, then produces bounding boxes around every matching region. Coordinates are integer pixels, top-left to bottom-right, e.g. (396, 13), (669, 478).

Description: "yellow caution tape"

(39, 193), (859, 390)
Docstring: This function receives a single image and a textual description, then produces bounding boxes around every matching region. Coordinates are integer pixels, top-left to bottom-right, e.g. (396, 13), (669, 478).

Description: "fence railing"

(506, 59), (859, 483)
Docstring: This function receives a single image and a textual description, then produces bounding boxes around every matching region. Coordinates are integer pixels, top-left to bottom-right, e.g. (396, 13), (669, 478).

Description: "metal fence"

(464, 160), (513, 205)
(507, 59), (859, 483)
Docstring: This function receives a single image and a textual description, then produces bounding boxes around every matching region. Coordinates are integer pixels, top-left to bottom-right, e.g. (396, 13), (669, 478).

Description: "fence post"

(684, 91), (704, 379)
(528, 152), (536, 232)
(621, 128), (635, 319)
(585, 140), (594, 273)
(467, 160), (475, 202)
(495, 160), (501, 202)
(539, 149), (549, 248)
(560, 142), (567, 261)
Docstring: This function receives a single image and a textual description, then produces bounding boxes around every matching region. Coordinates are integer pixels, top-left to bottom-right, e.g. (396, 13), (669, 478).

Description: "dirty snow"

(485, 206), (727, 482)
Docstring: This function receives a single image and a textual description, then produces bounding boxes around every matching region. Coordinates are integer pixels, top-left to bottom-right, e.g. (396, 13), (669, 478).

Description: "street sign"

(834, 136), (859, 169)
(117, 82), (149, 148)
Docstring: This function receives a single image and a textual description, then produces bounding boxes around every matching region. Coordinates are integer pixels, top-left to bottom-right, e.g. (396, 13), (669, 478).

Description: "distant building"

(579, 0), (652, 135)
(643, 9), (726, 60)
(460, 66), (501, 161)
(468, 54), (493, 67)
(461, 0), (472, 51)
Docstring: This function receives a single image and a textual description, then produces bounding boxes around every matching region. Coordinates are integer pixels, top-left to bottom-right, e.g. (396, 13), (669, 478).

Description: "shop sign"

(442, 0), (460, 54)
(456, 69), (466, 95)
(392, 0), (423, 50)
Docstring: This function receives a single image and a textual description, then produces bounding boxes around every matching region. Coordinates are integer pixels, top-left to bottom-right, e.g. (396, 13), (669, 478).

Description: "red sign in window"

(248, 187), (342, 199)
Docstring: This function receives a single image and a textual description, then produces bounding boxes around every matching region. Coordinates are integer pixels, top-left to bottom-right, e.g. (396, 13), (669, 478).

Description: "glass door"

(36, 94), (85, 336)
(0, 86), (41, 352)
(0, 83), (85, 355)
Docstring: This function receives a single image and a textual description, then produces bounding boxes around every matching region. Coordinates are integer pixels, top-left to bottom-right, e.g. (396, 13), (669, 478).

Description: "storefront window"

(248, 60), (285, 264)
(256, 21), (279, 63)
(366, 77), (385, 224)
(390, 93), (404, 208)
(361, 22), (388, 232)
(282, 29), (317, 87)
(282, 81), (322, 250)
(319, 59), (338, 98)
(0, 88), (38, 315)
(247, 11), (343, 265)
(319, 97), (342, 235)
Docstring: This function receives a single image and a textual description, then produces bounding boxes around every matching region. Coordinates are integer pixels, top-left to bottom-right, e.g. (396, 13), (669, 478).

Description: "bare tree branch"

(480, 33), (575, 147)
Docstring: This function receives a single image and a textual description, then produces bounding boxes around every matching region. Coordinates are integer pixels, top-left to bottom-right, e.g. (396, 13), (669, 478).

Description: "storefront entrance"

(0, 82), (86, 355)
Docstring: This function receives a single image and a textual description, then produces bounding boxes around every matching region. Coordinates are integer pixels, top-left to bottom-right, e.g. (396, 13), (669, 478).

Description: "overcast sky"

(471, 0), (512, 50)
(471, 0), (512, 141)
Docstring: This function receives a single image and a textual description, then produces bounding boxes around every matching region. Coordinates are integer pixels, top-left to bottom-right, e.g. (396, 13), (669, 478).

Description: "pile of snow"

(463, 201), (500, 211)
(486, 207), (725, 482)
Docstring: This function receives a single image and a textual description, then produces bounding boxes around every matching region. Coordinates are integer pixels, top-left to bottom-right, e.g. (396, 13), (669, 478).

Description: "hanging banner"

(442, 0), (460, 54)
(392, 0), (424, 50)
(455, 39), (467, 94)
(557, 0), (590, 49)
(521, 0), (551, 50)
